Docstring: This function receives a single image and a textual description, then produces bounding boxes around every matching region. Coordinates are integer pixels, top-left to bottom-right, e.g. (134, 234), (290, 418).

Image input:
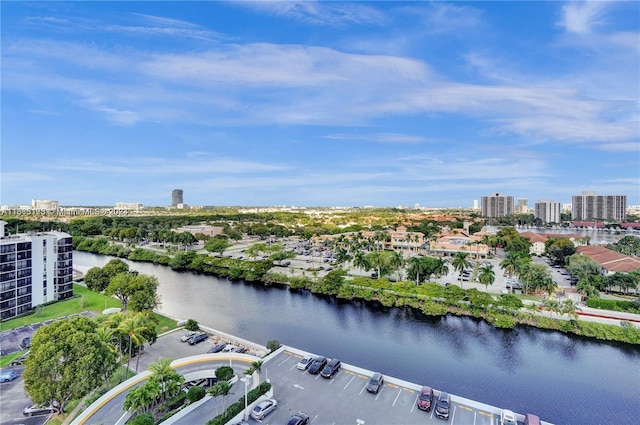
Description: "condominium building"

(0, 221), (73, 321)
(515, 198), (529, 214)
(31, 199), (59, 210)
(534, 200), (562, 224)
(481, 193), (514, 218)
(172, 189), (184, 207)
(571, 191), (627, 222)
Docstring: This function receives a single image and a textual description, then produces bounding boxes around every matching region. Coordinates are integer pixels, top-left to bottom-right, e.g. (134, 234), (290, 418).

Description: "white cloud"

(236, 1), (385, 26)
(323, 133), (436, 144)
(559, 1), (609, 34)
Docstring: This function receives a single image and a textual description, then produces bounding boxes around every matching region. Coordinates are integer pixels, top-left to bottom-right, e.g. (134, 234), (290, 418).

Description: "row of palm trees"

(499, 252), (558, 297)
(123, 358), (185, 415)
(97, 311), (157, 387)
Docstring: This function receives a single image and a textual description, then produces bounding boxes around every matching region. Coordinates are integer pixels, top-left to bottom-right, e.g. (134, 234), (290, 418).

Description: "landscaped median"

(71, 353), (263, 425)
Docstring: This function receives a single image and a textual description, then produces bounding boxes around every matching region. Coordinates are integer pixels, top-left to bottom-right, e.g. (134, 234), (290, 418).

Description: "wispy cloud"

(237, 1), (385, 26)
(558, 1), (608, 34)
(323, 133), (436, 144)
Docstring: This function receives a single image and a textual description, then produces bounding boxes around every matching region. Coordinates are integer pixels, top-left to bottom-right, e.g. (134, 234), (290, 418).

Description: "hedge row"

(587, 298), (640, 314)
(205, 382), (272, 425)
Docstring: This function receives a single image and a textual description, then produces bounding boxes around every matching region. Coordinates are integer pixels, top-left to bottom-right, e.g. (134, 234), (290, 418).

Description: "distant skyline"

(2, 1), (639, 207)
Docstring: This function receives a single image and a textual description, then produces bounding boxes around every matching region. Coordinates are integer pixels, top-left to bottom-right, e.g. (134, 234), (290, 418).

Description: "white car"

(296, 355), (314, 371)
(250, 398), (277, 420)
(180, 331), (197, 342)
(501, 409), (517, 425)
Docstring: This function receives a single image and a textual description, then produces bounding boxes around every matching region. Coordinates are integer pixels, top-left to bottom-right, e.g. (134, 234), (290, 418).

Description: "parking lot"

(0, 365), (51, 425)
(0, 311), (97, 356)
(251, 349), (504, 425)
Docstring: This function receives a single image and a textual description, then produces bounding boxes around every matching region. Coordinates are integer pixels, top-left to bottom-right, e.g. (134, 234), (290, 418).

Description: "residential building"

(174, 225), (224, 238)
(429, 231), (489, 258)
(115, 202), (144, 210)
(31, 199), (59, 210)
(534, 200), (562, 224)
(481, 193), (514, 218)
(571, 191), (627, 222)
(515, 198), (529, 214)
(519, 231), (589, 256)
(576, 245), (640, 277)
(171, 189), (184, 207)
(0, 221), (73, 321)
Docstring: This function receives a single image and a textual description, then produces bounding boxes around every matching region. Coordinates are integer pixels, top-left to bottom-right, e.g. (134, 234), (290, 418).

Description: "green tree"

(23, 317), (117, 414)
(319, 269), (347, 295)
(187, 386), (206, 403)
(208, 380), (231, 414)
(451, 252), (472, 284)
(106, 272), (160, 312)
(84, 267), (110, 292)
(353, 250), (369, 272)
(204, 237), (230, 255)
(478, 264), (495, 291)
(118, 314), (148, 375)
(499, 252), (524, 279)
(102, 258), (130, 278)
(544, 238), (576, 266)
(149, 358), (184, 403)
(184, 319), (200, 331)
(266, 340), (280, 352)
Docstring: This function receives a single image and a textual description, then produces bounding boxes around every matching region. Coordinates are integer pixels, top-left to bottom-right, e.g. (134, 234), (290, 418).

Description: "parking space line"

(458, 404), (472, 411)
(359, 383), (367, 394)
(387, 383), (399, 389)
(451, 405), (458, 423)
(478, 411), (493, 417)
(277, 357), (291, 366)
(410, 393), (419, 412)
(392, 388), (402, 406)
(375, 387), (384, 400)
(357, 374), (368, 379)
(403, 387), (414, 393)
(344, 375), (356, 390)
(344, 370), (354, 376)
(474, 411), (477, 425)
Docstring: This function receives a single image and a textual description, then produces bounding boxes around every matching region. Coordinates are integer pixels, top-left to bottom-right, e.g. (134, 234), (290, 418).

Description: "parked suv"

(188, 332), (208, 345)
(435, 392), (451, 420)
(366, 372), (384, 394)
(417, 386), (434, 411)
(320, 358), (341, 378)
(307, 355), (327, 374)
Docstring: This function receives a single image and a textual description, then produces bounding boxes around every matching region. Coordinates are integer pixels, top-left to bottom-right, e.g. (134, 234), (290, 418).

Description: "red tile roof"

(576, 245), (640, 273)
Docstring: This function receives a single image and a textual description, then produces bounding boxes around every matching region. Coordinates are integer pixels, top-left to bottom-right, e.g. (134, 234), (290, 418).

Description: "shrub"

(266, 340), (280, 352)
(128, 413), (154, 425)
(587, 298), (639, 313)
(187, 386), (206, 403)
(184, 319), (200, 332)
(215, 366), (234, 381)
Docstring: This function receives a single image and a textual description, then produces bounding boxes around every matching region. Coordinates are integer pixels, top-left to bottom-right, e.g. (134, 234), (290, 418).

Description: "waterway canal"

(74, 251), (640, 425)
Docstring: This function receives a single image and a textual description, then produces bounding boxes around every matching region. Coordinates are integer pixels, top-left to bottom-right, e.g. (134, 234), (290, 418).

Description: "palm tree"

(407, 257), (426, 285)
(118, 315), (148, 376)
(451, 252), (472, 286)
(560, 299), (579, 320)
(95, 327), (117, 391)
(149, 357), (183, 402)
(478, 264), (495, 291)
(251, 360), (263, 381)
(209, 381), (231, 414)
(353, 250), (369, 273)
(576, 278), (600, 300)
(388, 251), (404, 280)
(499, 252), (522, 279)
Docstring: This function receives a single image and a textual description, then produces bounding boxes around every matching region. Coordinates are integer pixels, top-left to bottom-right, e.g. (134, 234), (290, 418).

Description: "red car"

(417, 386), (434, 411)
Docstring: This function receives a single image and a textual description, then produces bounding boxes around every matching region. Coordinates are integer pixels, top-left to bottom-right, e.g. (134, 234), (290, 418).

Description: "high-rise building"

(534, 200), (562, 224)
(171, 189), (184, 207)
(481, 193), (514, 218)
(31, 199), (59, 210)
(515, 198), (529, 214)
(0, 221), (73, 321)
(473, 200), (479, 210)
(571, 191), (627, 221)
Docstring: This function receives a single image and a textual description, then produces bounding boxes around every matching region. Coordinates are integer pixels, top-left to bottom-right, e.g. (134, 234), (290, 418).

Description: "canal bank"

(74, 329), (554, 425)
(74, 251), (640, 425)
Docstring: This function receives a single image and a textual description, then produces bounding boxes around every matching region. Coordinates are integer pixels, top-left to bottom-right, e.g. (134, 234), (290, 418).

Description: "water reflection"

(74, 251), (640, 425)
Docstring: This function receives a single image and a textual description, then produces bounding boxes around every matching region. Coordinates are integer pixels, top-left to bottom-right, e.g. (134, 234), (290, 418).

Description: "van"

(524, 413), (541, 425)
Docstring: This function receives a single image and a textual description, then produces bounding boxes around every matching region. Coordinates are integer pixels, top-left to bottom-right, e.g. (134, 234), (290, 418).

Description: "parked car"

(501, 409), (517, 425)
(0, 370), (18, 383)
(435, 392), (451, 420)
(287, 412), (310, 425)
(207, 342), (227, 353)
(250, 398), (277, 420)
(20, 337), (31, 350)
(524, 413), (541, 425)
(23, 404), (55, 416)
(366, 372), (384, 394)
(188, 333), (208, 345)
(180, 331), (197, 342)
(417, 385), (434, 411)
(307, 355), (327, 374)
(222, 344), (238, 352)
(10, 351), (29, 366)
(296, 355), (314, 371)
(320, 358), (341, 378)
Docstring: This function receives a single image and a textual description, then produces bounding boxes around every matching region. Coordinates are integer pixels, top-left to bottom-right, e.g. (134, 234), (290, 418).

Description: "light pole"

(242, 375), (250, 421)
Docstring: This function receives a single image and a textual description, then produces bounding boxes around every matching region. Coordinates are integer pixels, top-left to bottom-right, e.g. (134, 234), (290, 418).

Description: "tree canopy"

(23, 317), (117, 414)
(105, 272), (160, 312)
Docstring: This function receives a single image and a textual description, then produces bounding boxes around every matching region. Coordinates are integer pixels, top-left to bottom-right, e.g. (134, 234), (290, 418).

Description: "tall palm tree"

(251, 360), (263, 381)
(451, 252), (472, 286)
(353, 251), (369, 273)
(118, 315), (148, 376)
(95, 327), (117, 391)
(433, 258), (449, 281)
(407, 257), (426, 285)
(478, 264), (495, 291)
(388, 251), (405, 281)
(499, 252), (522, 279)
(148, 357), (183, 402)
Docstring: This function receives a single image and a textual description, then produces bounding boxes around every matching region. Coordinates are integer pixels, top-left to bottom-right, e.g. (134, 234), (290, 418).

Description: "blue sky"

(1, 1), (639, 208)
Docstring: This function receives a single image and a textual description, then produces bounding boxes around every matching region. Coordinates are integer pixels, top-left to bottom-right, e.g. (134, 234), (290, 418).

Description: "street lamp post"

(242, 375), (250, 420)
